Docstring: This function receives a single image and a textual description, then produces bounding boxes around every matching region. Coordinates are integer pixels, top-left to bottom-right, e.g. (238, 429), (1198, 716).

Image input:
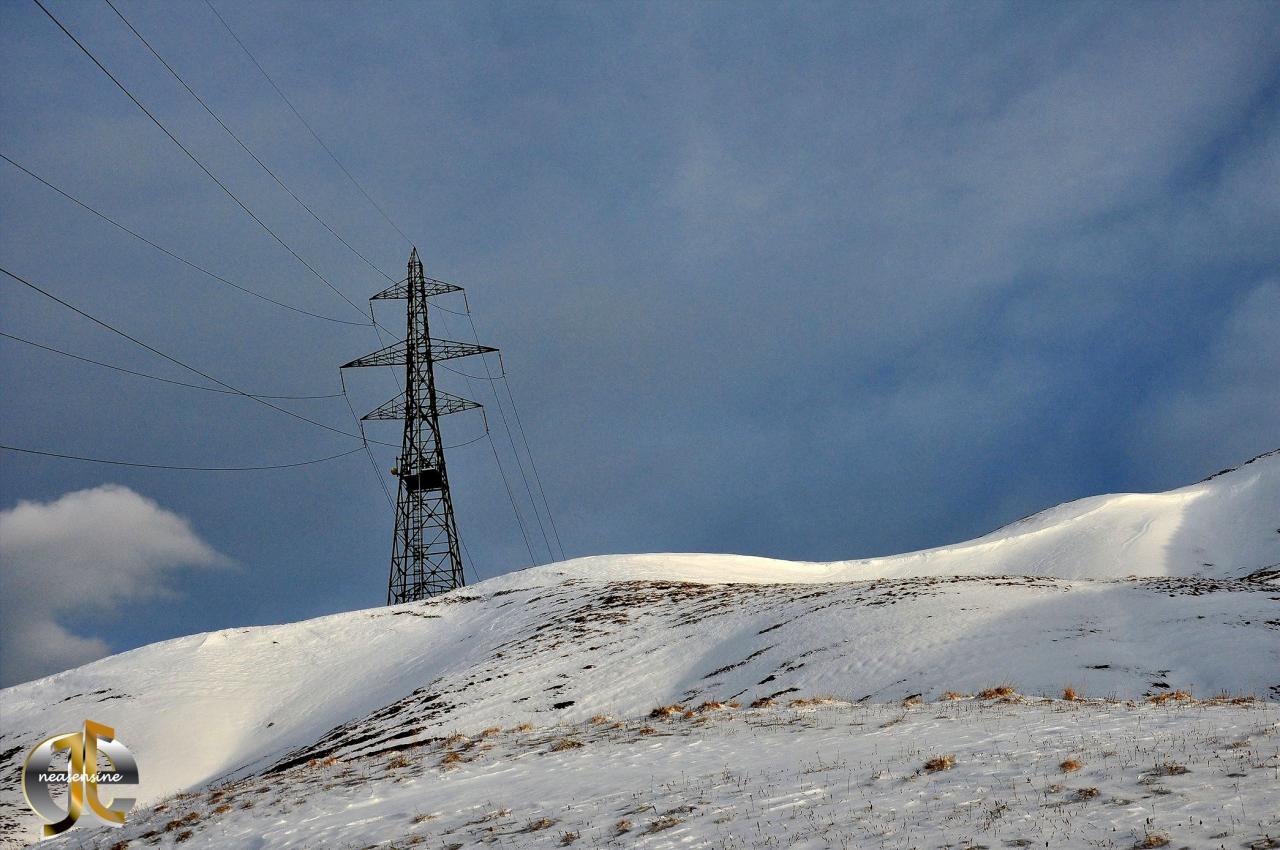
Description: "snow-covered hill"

(1, 451), (1276, 848)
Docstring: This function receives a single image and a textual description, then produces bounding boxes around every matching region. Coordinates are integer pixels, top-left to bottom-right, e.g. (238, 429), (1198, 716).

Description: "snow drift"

(0, 450), (1276, 846)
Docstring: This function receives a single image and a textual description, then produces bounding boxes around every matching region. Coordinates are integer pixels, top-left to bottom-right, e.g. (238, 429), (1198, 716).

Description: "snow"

(0, 450), (1276, 848)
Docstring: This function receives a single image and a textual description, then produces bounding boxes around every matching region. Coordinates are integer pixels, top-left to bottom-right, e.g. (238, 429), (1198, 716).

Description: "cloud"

(0, 485), (225, 687)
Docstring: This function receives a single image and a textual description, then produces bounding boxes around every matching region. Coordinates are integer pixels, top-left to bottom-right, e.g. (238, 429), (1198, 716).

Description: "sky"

(0, 0), (1277, 686)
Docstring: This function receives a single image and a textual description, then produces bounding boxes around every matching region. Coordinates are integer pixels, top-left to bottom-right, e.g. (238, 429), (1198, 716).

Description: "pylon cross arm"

(362, 390), (481, 420)
(370, 277), (463, 300)
(342, 338), (496, 369)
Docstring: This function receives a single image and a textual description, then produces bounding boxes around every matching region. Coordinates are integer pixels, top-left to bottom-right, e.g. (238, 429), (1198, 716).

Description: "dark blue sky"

(1, 0), (1277, 684)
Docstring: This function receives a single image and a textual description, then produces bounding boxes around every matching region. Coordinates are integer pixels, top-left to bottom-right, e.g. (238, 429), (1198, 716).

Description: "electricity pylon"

(343, 248), (494, 603)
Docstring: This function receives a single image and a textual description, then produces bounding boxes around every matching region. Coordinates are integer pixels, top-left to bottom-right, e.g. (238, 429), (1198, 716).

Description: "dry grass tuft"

(1074, 787), (1101, 801)
(789, 696), (837, 707)
(1147, 690), (1192, 704)
(440, 751), (464, 766)
(977, 685), (1016, 700)
(924, 754), (956, 772)
(649, 704), (685, 719)
(213, 803), (233, 815)
(750, 697), (776, 708)
(1062, 686), (1079, 701)
(1060, 758), (1082, 772)
(638, 726), (658, 735)
(615, 819), (633, 834)
(694, 700), (729, 713)
(443, 732), (470, 746)
(902, 694), (924, 707)
(1153, 761), (1189, 776)
(412, 812), (437, 824)
(386, 753), (412, 769)
(647, 815), (683, 833)
(524, 817), (556, 832)
(480, 726), (502, 737)
(175, 831), (193, 843)
(512, 722), (534, 733)
(590, 714), (610, 724)
(938, 691), (966, 701)
(549, 738), (584, 752)
(1136, 833), (1170, 848)
(560, 831), (580, 845)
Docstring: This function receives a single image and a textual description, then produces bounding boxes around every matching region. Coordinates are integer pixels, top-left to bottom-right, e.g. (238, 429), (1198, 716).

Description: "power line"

(1, 153), (367, 326)
(0, 330), (342, 399)
(497, 365), (566, 560)
(31, 0), (370, 320)
(1, 264), (370, 443)
(203, 0), (413, 248)
(0, 442), (363, 471)
(201, 0), (560, 570)
(102, 0), (395, 284)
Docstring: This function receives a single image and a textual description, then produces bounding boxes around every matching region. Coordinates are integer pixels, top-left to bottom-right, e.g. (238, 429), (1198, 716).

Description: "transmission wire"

(202, 0), (413, 247)
(2, 264), (373, 443)
(31, 0), (370, 320)
(0, 443), (363, 471)
(0, 330), (342, 399)
(102, 0), (396, 284)
(1, 153), (366, 326)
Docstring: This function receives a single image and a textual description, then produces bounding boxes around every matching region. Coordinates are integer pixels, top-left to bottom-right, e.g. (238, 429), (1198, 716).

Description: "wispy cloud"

(0, 485), (225, 687)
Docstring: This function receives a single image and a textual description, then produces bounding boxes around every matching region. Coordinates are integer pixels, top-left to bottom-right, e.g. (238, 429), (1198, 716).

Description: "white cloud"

(0, 485), (225, 687)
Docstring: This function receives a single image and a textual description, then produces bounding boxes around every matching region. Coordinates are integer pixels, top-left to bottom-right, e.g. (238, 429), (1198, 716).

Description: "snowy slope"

(0, 450), (1276, 847)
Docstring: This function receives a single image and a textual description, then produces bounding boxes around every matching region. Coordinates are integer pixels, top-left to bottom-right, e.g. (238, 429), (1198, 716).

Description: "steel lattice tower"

(343, 248), (494, 603)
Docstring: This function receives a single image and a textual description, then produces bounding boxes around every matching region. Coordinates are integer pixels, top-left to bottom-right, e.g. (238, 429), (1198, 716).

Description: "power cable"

(1, 153), (366, 326)
(1, 264), (374, 443)
(0, 330), (342, 399)
(102, 0), (395, 283)
(31, 0), (370, 320)
(0, 443), (363, 471)
(497, 366), (566, 560)
(202, 0), (412, 248)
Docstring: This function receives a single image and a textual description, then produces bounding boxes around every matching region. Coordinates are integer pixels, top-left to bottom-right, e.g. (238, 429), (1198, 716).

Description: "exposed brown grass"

(412, 812), (437, 824)
(512, 722), (534, 732)
(938, 691), (966, 701)
(549, 738), (584, 752)
(615, 819), (633, 834)
(1074, 787), (1100, 801)
(924, 754), (956, 772)
(977, 685), (1016, 700)
(524, 817), (556, 832)
(440, 751), (464, 766)
(386, 753), (412, 769)
(443, 732), (470, 746)
(590, 714), (610, 724)
(560, 831), (580, 845)
(694, 700), (729, 713)
(649, 704), (685, 719)
(1136, 833), (1170, 848)
(647, 815), (683, 833)
(638, 726), (658, 735)
(750, 697), (776, 708)
(902, 694), (924, 707)
(1060, 758), (1082, 773)
(1062, 686), (1079, 701)
(789, 696), (838, 707)
(480, 726), (503, 737)
(213, 803), (233, 815)
(175, 831), (193, 843)
(1147, 690), (1192, 704)
(1153, 761), (1189, 776)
